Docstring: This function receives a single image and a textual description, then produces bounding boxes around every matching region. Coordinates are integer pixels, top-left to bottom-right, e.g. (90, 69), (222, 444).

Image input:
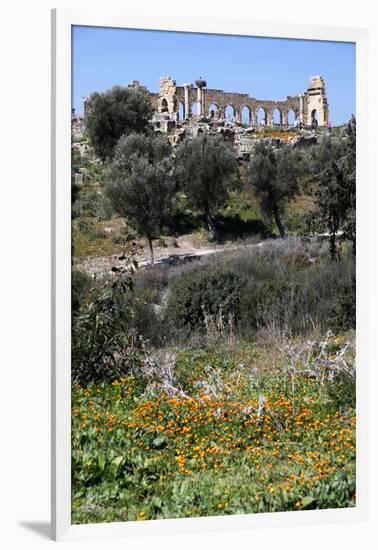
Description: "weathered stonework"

(153, 75), (329, 128)
(302, 76), (328, 127)
(72, 76), (329, 145)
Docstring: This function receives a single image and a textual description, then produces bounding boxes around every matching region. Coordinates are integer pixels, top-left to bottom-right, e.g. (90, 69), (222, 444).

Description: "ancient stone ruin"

(136, 75), (329, 128)
(73, 76), (329, 160)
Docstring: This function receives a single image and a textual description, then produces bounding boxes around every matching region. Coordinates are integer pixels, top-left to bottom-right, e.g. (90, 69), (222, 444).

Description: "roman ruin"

(79, 75), (329, 128)
(126, 75), (329, 128)
(73, 76), (329, 160)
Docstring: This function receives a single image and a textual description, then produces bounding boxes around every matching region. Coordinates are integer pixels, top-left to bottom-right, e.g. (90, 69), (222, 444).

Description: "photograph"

(70, 25), (356, 525)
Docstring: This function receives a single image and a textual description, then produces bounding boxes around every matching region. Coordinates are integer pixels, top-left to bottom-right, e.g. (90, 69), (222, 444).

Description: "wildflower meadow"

(72, 334), (355, 523)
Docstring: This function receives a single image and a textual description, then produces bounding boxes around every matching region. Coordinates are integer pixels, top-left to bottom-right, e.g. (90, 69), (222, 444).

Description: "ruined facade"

(142, 75), (329, 128)
(78, 75), (328, 131)
(72, 76), (330, 171)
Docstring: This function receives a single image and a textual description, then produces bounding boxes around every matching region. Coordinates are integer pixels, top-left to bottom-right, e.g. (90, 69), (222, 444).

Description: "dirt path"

(73, 235), (264, 278)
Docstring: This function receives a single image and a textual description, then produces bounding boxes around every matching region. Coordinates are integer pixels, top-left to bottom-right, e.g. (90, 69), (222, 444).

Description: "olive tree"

(246, 141), (301, 238)
(107, 133), (175, 264)
(174, 134), (238, 241)
(306, 117), (356, 259)
(84, 86), (153, 161)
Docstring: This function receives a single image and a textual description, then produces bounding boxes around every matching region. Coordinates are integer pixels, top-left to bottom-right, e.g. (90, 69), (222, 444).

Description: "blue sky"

(72, 26), (355, 125)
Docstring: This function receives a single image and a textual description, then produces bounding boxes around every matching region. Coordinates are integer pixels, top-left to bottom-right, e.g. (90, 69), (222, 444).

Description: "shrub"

(165, 265), (248, 337)
(162, 239), (355, 343)
(72, 270), (95, 316)
(72, 274), (145, 386)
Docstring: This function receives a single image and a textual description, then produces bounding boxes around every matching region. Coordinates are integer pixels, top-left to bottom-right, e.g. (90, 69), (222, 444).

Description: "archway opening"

(311, 109), (318, 129)
(287, 109), (296, 126)
(225, 105), (235, 122)
(191, 102), (199, 116)
(241, 105), (251, 125)
(161, 98), (168, 113)
(256, 107), (267, 125)
(273, 108), (282, 125)
(208, 103), (219, 119)
(178, 102), (185, 121)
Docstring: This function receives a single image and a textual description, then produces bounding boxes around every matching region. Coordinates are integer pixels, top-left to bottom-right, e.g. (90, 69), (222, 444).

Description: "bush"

(72, 270), (95, 316)
(162, 239), (355, 343)
(72, 275), (145, 386)
(165, 265), (248, 338)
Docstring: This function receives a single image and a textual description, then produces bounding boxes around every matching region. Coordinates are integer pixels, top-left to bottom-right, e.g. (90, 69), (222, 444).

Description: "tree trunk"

(205, 211), (219, 242)
(147, 236), (155, 265)
(272, 206), (286, 239)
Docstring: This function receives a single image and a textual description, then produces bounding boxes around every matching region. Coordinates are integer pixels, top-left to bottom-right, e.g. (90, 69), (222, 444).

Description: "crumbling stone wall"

(75, 75), (329, 133)
(302, 76), (328, 126)
(156, 75), (328, 127)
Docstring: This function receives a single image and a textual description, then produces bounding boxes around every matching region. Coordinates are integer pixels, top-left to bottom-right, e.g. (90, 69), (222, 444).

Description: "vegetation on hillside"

(71, 88), (357, 523)
(107, 133), (175, 264)
(84, 86), (153, 161)
(72, 334), (355, 523)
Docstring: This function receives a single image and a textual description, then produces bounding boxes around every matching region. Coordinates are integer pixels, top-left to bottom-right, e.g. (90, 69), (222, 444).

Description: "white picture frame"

(51, 8), (369, 541)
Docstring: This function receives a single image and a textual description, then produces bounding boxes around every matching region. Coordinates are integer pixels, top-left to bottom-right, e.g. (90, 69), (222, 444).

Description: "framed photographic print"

(52, 8), (369, 541)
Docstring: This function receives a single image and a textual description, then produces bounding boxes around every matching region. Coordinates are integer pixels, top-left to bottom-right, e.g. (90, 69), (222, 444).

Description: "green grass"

(72, 336), (355, 524)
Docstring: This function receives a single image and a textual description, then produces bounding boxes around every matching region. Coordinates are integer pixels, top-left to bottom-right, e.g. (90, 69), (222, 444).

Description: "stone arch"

(311, 109), (318, 121)
(272, 108), (282, 125)
(287, 108), (296, 125)
(208, 103), (219, 119)
(256, 106), (267, 125)
(161, 98), (169, 113)
(225, 104), (236, 122)
(241, 105), (251, 125)
(178, 101), (185, 121)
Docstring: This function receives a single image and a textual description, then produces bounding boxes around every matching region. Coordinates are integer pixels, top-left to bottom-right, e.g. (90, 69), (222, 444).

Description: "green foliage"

(161, 242), (355, 343)
(72, 275), (145, 386)
(328, 271), (356, 332)
(72, 191), (113, 221)
(72, 270), (95, 316)
(174, 134), (238, 240)
(72, 336), (355, 523)
(71, 146), (82, 206)
(165, 265), (248, 336)
(77, 218), (107, 239)
(245, 141), (302, 238)
(84, 86), (153, 161)
(107, 133), (175, 263)
(306, 117), (356, 259)
(162, 192), (203, 236)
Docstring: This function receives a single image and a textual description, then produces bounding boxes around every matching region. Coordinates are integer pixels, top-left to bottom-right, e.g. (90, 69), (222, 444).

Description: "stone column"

(299, 95), (304, 124)
(183, 84), (190, 118)
(281, 110), (287, 126)
(201, 87), (206, 117)
(197, 86), (202, 116)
